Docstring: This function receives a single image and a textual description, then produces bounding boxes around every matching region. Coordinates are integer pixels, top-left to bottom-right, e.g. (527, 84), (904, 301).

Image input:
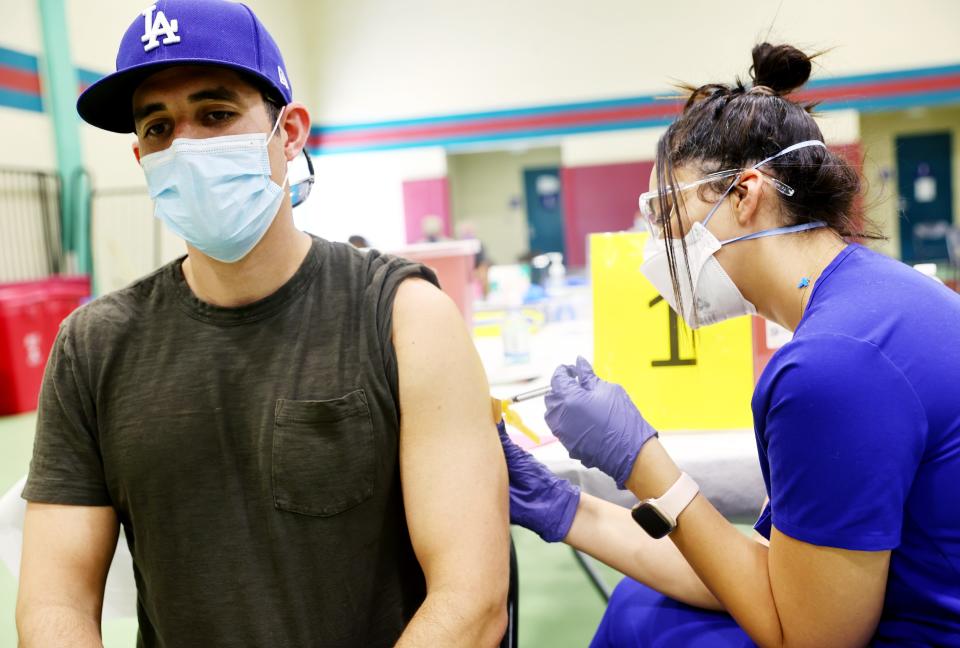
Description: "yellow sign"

(591, 232), (754, 431)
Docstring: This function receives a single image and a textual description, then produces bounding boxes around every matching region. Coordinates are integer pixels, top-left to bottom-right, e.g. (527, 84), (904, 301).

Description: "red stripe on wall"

(0, 65), (41, 96)
(314, 74), (960, 149)
(316, 101), (685, 147)
(306, 69), (960, 152)
(797, 73), (960, 104)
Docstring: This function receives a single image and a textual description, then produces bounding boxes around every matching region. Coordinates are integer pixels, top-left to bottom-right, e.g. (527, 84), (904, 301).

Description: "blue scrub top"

(753, 244), (960, 645)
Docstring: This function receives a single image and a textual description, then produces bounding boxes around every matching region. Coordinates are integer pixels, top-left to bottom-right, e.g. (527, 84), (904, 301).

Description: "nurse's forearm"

(564, 492), (723, 610)
(626, 440), (783, 647)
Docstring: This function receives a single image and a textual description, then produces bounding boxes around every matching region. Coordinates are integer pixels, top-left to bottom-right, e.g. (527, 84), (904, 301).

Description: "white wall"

(4, 0), (954, 287)
(295, 147), (447, 250)
(0, 1), (42, 54)
(310, 0), (960, 124)
(0, 111), (56, 170)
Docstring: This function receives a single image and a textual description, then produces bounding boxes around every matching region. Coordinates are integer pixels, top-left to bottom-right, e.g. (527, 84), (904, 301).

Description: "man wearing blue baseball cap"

(16, 2), (509, 646)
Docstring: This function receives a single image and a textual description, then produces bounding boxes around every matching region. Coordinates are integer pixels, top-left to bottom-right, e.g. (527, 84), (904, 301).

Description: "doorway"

(523, 167), (566, 257)
(896, 132), (954, 262)
(447, 146), (561, 265)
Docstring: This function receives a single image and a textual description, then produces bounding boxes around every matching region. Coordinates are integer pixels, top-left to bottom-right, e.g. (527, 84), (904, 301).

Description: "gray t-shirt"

(23, 237), (437, 647)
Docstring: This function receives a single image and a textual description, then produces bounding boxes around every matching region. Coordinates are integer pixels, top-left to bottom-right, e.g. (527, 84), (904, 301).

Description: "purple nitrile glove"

(497, 420), (580, 542)
(544, 356), (658, 489)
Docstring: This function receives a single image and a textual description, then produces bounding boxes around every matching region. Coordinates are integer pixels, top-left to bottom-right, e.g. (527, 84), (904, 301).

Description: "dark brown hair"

(236, 70), (286, 124)
(655, 43), (878, 325)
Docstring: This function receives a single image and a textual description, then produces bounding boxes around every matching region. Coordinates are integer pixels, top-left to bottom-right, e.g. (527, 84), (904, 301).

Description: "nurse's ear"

(729, 169), (764, 228)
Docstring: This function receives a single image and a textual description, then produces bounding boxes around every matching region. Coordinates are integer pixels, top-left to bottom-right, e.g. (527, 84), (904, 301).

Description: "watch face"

(632, 503), (673, 539)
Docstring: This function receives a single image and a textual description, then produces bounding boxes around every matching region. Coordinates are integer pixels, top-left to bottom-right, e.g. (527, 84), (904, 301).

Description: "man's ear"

(279, 102), (311, 161)
(132, 141), (141, 164)
(730, 170), (764, 227)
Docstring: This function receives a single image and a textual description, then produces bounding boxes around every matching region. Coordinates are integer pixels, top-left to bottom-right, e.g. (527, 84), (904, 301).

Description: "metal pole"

(37, 0), (89, 275)
(571, 547), (613, 602)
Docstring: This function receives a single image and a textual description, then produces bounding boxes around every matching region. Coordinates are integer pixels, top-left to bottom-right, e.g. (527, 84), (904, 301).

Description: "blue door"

(896, 132), (954, 262)
(523, 168), (566, 256)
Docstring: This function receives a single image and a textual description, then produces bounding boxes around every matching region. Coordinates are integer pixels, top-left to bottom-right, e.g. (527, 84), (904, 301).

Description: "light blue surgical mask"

(140, 108), (288, 263)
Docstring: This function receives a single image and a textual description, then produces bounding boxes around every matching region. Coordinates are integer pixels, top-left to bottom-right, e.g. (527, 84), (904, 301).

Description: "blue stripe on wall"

(314, 94), (671, 134)
(0, 46), (39, 73)
(77, 67), (102, 87)
(807, 63), (960, 89)
(311, 62), (960, 142)
(309, 117), (679, 155)
(313, 64), (960, 134)
(309, 86), (960, 155)
(842, 89), (960, 113)
(0, 87), (43, 112)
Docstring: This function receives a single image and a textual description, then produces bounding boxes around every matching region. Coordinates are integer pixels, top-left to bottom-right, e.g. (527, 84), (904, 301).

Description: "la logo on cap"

(141, 3), (181, 52)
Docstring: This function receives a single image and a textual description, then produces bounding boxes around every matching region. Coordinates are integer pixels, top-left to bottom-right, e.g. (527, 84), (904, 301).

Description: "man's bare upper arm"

(392, 278), (509, 592)
(18, 502), (119, 621)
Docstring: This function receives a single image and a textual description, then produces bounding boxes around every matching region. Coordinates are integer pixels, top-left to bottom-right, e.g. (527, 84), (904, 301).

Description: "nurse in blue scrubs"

(501, 42), (960, 647)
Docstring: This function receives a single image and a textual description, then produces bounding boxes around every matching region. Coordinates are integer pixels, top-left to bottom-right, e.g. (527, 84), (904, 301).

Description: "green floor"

(0, 412), (619, 647)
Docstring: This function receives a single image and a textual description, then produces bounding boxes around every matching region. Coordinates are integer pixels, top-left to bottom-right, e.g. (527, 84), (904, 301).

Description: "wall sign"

(591, 231), (755, 431)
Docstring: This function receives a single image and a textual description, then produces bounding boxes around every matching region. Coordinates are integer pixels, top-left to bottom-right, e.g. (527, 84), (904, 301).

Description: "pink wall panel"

(561, 160), (654, 268)
(402, 177), (451, 244)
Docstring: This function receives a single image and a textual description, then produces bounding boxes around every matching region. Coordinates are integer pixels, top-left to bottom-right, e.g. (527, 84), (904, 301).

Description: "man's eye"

(144, 122), (168, 138)
(206, 110), (234, 122)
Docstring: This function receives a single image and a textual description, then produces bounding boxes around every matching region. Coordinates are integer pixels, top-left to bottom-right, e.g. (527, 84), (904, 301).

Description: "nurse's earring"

(796, 238), (844, 318)
(798, 276), (812, 318)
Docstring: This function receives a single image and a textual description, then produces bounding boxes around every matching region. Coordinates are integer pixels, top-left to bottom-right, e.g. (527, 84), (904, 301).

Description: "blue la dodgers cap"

(77, 0), (293, 133)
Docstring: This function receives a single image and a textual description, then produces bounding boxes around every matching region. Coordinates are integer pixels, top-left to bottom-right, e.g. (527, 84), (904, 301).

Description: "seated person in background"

(457, 221), (493, 297)
(420, 215), (449, 243)
(16, 2), (508, 646)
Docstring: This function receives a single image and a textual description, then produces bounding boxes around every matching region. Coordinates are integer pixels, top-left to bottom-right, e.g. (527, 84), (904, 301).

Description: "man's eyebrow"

(133, 102), (165, 125)
(133, 87), (242, 126)
(187, 86), (241, 104)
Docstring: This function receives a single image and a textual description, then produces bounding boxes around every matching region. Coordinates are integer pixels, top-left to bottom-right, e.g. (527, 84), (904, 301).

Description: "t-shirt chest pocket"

(271, 390), (375, 517)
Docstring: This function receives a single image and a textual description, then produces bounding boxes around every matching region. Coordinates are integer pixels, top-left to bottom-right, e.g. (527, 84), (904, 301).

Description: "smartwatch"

(631, 472), (699, 539)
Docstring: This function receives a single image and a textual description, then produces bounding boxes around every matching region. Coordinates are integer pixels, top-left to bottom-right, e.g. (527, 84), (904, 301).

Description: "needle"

(508, 385), (552, 403)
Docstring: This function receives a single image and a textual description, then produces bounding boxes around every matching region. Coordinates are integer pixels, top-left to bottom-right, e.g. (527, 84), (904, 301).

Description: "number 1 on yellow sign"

(590, 231), (755, 432)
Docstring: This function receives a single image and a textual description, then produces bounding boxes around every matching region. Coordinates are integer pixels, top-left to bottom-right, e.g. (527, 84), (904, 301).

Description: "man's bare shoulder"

(393, 277), (454, 317)
(59, 261), (179, 352)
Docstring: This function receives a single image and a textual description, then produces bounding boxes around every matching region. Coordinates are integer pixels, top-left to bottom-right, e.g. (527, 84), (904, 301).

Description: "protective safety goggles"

(290, 148), (315, 208)
(638, 169), (795, 240)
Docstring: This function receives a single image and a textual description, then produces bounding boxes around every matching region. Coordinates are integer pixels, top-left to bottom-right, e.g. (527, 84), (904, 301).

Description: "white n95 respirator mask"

(641, 222), (756, 329)
(639, 139), (829, 329)
(140, 109), (289, 263)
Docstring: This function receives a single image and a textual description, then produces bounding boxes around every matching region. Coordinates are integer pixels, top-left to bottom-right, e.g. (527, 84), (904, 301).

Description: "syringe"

(507, 385), (552, 403)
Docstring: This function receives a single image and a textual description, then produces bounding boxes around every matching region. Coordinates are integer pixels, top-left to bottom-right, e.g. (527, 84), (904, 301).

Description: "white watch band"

(652, 472), (699, 526)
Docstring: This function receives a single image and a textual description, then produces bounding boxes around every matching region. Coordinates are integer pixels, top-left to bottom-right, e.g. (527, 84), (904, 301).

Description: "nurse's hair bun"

(749, 43), (813, 95)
